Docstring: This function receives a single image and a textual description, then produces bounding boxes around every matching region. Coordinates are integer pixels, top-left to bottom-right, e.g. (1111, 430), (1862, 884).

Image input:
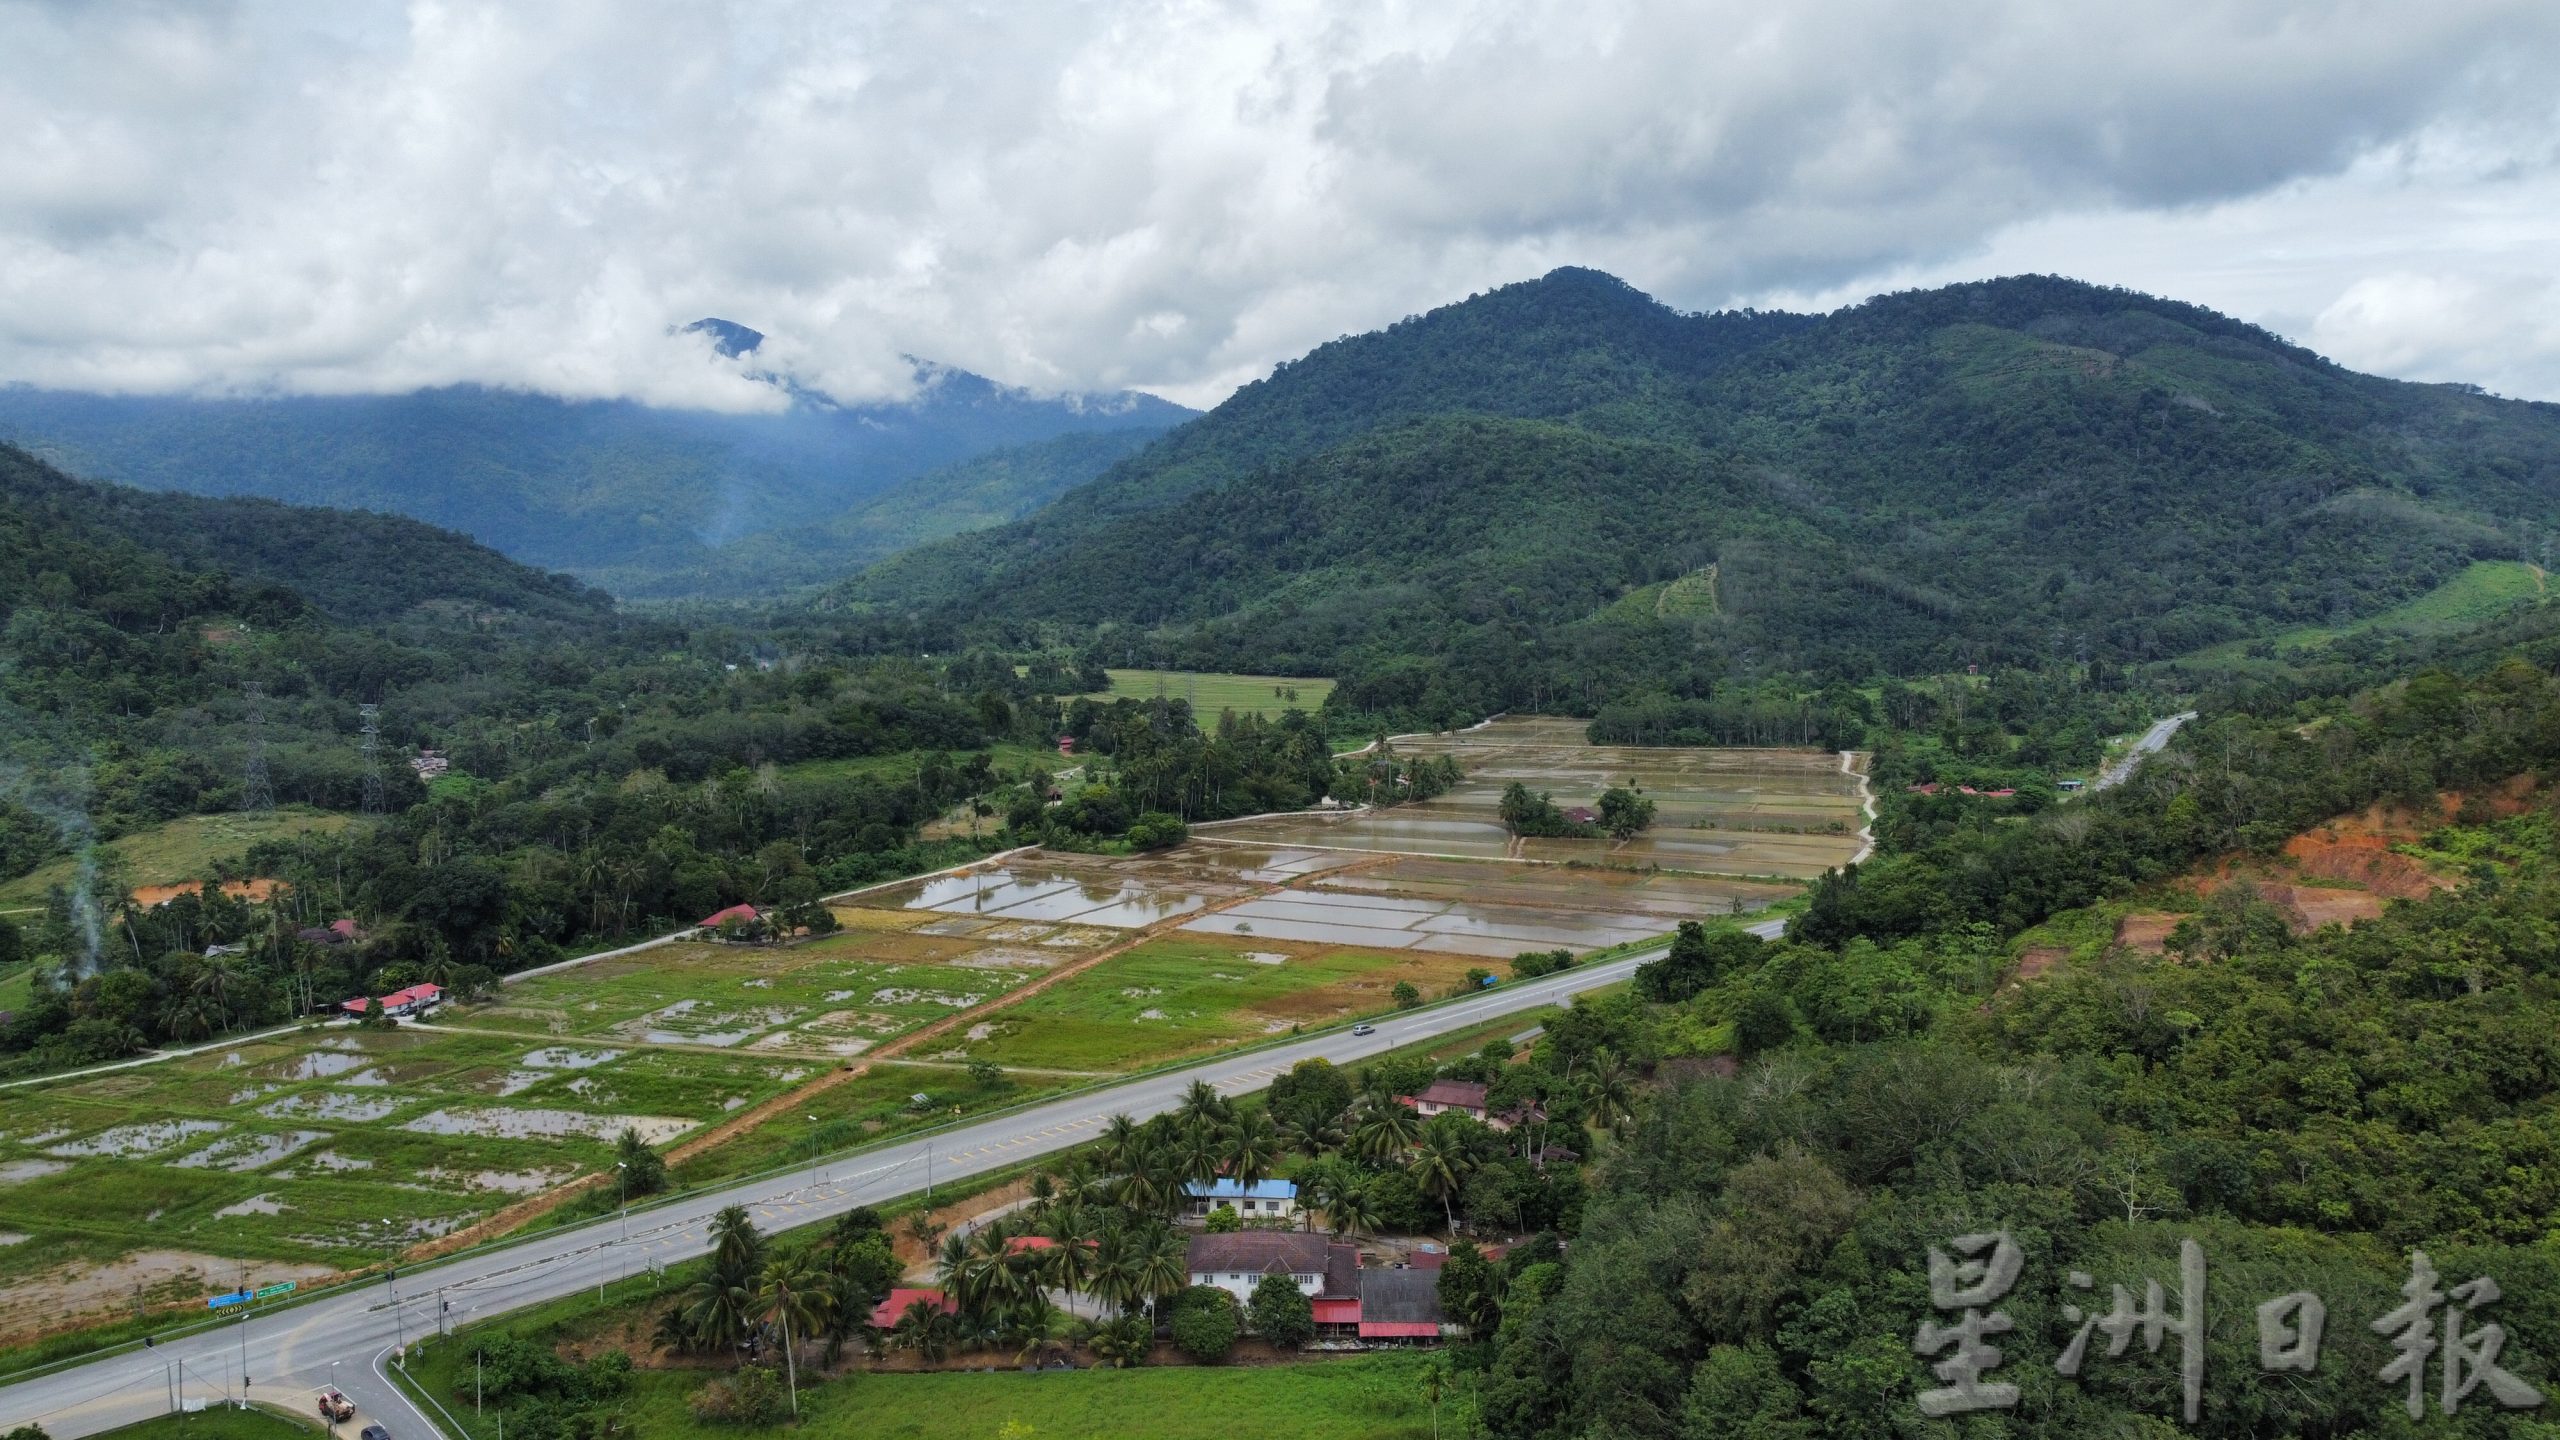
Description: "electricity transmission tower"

(240, 682), (275, 813)
(359, 703), (385, 817)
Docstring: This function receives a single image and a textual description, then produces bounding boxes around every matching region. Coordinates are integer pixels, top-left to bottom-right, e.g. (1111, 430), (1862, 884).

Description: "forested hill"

(0, 442), (610, 628)
(594, 426), (1166, 601)
(842, 269), (2560, 720)
(0, 355), (1191, 587)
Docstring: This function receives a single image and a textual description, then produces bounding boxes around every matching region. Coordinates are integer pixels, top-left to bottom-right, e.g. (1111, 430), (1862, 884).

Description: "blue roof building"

(1183, 1177), (1300, 1218)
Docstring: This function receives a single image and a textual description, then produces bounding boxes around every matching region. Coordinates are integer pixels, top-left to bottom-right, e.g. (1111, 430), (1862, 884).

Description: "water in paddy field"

(1236, 716), (1870, 878)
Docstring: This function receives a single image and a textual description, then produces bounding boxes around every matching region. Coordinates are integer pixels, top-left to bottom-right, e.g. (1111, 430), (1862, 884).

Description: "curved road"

(2092, 710), (2198, 791)
(0, 919), (1780, 1440)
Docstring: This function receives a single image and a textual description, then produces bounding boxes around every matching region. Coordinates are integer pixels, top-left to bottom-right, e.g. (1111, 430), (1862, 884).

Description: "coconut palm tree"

(1098, 1114), (1142, 1172)
(1138, 1225), (1190, 1324)
(1296, 1168), (1341, 1234)
(1083, 1313), (1151, 1368)
(1086, 1227), (1145, 1318)
(1175, 1079), (1229, 1129)
(1410, 1126), (1473, 1233)
(756, 1253), (832, 1417)
(1281, 1112), (1343, 1159)
(893, 1297), (957, 1361)
(1173, 1116), (1227, 1189)
(680, 1269), (756, 1359)
(1351, 1098), (1418, 1165)
(1327, 1186), (1378, 1243)
(650, 1304), (701, 1357)
(1227, 1109), (1281, 1191)
(817, 1266), (870, 1365)
(1584, 1049), (1636, 1133)
(709, 1205), (765, 1274)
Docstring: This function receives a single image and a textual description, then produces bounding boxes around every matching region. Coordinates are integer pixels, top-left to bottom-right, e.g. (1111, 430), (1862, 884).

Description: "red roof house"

(698, 903), (759, 929)
(1399, 1079), (1490, 1120)
(868, 1287), (958, 1330)
(340, 983), (443, 1018)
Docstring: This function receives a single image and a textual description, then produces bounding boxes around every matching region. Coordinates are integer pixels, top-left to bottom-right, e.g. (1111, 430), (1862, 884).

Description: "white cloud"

(0, 0), (2555, 410)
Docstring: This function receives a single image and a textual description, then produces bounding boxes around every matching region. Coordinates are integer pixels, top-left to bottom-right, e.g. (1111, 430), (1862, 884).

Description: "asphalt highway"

(0, 919), (1781, 1440)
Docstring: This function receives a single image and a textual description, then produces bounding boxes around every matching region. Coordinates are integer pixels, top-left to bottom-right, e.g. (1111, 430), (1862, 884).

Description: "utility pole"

(241, 682), (275, 813)
(359, 703), (385, 817)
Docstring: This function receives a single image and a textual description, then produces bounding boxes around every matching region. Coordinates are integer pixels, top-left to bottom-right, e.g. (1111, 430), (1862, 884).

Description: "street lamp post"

(615, 1161), (630, 1241)
(805, 1114), (821, 1188)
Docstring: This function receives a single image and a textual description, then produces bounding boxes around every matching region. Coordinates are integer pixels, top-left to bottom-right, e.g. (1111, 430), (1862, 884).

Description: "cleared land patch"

(1075, 668), (1334, 719)
(0, 809), (351, 908)
(2178, 559), (2550, 673)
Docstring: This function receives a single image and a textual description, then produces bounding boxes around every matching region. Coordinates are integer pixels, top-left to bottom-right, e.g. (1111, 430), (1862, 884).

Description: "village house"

(1355, 1268), (1451, 1342)
(1396, 1078), (1542, 1132)
(1181, 1177), (1299, 1222)
(340, 982), (442, 1019)
(868, 1287), (957, 1329)
(1184, 1231), (1359, 1307)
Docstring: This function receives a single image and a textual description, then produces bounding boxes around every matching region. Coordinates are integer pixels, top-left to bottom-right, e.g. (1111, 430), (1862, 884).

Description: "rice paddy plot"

(1206, 715), (1866, 877)
(1305, 856), (1794, 920)
(852, 850), (1257, 930)
(949, 935), (1493, 1073)
(0, 1022), (823, 1322)
(442, 931), (1050, 1058)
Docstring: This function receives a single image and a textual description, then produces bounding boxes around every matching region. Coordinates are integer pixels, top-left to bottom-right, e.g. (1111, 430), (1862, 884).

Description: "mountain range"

(840, 268), (2560, 713)
(0, 326), (1192, 591)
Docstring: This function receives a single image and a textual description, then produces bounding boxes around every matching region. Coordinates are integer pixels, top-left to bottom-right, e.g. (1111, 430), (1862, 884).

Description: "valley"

(0, 717), (1860, 1341)
(8, 261), (2560, 1440)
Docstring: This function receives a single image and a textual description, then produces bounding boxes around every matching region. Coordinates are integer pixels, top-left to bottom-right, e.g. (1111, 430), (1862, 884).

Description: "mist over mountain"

(842, 268), (2560, 715)
(0, 326), (1192, 589)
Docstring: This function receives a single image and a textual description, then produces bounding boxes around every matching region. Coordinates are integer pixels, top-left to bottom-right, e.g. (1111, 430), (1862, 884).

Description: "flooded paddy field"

(1201, 716), (1866, 877)
(850, 848), (1289, 929)
(0, 1023), (812, 1298)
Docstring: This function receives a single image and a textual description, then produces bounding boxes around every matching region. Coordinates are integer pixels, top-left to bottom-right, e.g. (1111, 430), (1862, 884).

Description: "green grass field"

(0, 809), (353, 908)
(404, 1333), (1448, 1440)
(955, 935), (1483, 1073)
(657, 1062), (1082, 1190)
(2180, 559), (2548, 671)
(1077, 669), (1333, 719)
(99, 1405), (319, 1440)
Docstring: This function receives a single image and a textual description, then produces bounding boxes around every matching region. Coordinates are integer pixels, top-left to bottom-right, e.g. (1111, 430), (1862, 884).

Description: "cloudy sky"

(3, 0), (2557, 411)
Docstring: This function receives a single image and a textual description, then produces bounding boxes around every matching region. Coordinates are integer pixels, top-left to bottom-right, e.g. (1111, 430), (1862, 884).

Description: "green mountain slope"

(843, 270), (2560, 715)
(0, 347), (1191, 588)
(593, 427), (1164, 600)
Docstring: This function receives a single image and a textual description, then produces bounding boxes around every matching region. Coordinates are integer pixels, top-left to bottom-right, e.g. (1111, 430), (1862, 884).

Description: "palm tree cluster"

(656, 1205), (899, 1413)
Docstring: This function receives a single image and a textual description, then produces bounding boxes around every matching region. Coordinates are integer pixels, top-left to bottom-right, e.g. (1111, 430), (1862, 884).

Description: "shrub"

(1170, 1290), (1240, 1363)
(1391, 981), (1421, 1009)
(688, 1366), (788, 1426)
(1511, 948), (1573, 979)
(1249, 1273), (1315, 1350)
(1202, 1203), (1241, 1233)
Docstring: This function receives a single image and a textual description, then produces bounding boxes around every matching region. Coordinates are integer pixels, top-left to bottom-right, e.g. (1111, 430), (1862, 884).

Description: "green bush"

(1169, 1289), (1240, 1364)
(1249, 1273), (1315, 1350)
